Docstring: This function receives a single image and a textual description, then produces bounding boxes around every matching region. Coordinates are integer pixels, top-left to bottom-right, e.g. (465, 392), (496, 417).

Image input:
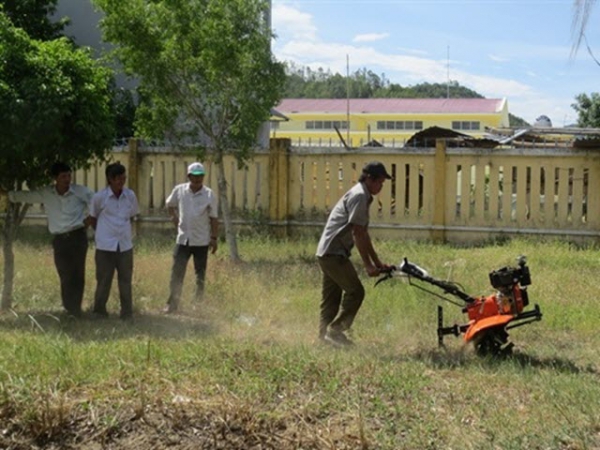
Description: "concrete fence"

(18, 138), (600, 244)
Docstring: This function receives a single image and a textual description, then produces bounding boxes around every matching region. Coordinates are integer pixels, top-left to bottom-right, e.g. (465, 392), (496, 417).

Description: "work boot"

(324, 329), (354, 347)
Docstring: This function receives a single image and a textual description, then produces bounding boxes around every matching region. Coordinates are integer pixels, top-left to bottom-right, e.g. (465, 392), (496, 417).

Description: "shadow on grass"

(409, 347), (598, 375)
(506, 351), (599, 375)
(0, 309), (216, 342)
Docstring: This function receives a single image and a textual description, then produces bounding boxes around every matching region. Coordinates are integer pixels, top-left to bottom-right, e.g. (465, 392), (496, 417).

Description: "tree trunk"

(1, 228), (15, 311)
(215, 161), (241, 262)
(1, 202), (26, 311)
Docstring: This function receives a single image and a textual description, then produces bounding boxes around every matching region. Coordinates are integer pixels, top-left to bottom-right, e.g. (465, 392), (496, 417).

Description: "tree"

(509, 114), (530, 128)
(110, 82), (137, 140)
(0, 12), (115, 310)
(0, 0), (66, 41)
(93, 0), (286, 261)
(572, 92), (600, 127)
(1, 1), (138, 141)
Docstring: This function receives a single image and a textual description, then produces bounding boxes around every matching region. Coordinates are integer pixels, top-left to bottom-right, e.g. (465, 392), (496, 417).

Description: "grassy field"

(1, 231), (599, 449)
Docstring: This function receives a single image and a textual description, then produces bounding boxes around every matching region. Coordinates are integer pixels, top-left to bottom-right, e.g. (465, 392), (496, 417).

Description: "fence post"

(431, 139), (447, 243)
(127, 138), (139, 193)
(269, 138), (291, 236)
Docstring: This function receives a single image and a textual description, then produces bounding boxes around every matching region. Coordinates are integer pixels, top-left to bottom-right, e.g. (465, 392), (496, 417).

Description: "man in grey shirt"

(316, 161), (392, 346)
(9, 162), (93, 317)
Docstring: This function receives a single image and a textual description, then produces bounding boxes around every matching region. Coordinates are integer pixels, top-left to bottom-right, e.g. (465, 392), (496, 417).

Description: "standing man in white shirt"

(164, 162), (219, 314)
(89, 162), (139, 320)
(9, 162), (93, 317)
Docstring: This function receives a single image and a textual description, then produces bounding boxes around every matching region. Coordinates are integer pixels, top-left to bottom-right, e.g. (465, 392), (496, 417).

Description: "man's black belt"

(54, 227), (86, 239)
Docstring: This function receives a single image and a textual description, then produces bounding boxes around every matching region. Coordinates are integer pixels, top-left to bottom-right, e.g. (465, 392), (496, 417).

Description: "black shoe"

(65, 309), (82, 318)
(91, 309), (108, 319)
(324, 330), (354, 347)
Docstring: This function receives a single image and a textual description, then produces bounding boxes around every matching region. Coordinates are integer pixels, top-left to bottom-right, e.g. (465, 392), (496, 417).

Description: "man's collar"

(54, 184), (73, 196)
(359, 181), (373, 199)
(187, 183), (204, 194)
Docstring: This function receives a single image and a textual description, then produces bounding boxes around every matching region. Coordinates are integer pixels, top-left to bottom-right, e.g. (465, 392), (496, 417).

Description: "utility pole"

(346, 54), (350, 146)
(447, 45), (450, 99)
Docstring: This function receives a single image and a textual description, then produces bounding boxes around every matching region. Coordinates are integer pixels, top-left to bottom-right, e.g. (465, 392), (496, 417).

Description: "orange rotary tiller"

(377, 256), (542, 356)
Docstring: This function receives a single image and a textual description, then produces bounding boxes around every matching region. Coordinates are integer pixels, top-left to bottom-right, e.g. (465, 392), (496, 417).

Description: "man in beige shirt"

(9, 162), (93, 317)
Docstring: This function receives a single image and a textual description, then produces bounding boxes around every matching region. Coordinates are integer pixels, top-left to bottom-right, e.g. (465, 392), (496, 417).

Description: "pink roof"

(276, 98), (505, 114)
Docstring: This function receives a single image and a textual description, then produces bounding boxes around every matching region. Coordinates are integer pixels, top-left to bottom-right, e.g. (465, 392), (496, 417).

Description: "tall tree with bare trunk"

(94, 0), (286, 262)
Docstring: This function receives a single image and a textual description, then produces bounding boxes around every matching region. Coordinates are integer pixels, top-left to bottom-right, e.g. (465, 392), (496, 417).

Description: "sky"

(271, 0), (600, 126)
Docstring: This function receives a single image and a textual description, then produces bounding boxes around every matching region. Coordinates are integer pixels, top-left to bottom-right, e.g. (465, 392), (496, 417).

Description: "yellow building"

(272, 98), (510, 147)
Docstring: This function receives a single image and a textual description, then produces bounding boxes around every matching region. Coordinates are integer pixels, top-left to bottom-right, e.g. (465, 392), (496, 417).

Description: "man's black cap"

(362, 161), (392, 180)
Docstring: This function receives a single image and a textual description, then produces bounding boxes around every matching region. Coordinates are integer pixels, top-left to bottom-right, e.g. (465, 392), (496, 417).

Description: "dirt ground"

(0, 403), (363, 450)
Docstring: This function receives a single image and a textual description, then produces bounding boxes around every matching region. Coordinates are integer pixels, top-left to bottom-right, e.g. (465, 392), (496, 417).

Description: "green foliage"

(0, 0), (66, 41)
(94, 0), (286, 163)
(284, 63), (484, 99)
(110, 84), (137, 140)
(572, 92), (600, 127)
(509, 113), (530, 127)
(0, 12), (115, 190)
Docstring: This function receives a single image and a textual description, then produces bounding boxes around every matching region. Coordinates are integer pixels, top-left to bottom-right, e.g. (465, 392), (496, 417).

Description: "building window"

(305, 120), (348, 130)
(376, 120), (423, 130)
(452, 121), (480, 131)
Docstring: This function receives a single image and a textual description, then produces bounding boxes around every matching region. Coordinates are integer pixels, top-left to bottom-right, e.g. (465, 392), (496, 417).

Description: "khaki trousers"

(317, 255), (365, 339)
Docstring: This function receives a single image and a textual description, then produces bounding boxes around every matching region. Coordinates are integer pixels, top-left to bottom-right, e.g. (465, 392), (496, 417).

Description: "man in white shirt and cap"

(164, 162), (219, 313)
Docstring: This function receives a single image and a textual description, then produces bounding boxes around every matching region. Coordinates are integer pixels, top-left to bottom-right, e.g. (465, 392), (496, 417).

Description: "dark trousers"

(93, 248), (134, 318)
(317, 255), (365, 339)
(166, 244), (209, 310)
(52, 227), (88, 315)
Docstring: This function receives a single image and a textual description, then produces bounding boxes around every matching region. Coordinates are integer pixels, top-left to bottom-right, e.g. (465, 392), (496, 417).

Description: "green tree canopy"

(572, 92), (600, 127)
(0, 11), (116, 309)
(95, 0), (285, 157)
(93, 0), (286, 260)
(0, 12), (115, 190)
(283, 63), (484, 100)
